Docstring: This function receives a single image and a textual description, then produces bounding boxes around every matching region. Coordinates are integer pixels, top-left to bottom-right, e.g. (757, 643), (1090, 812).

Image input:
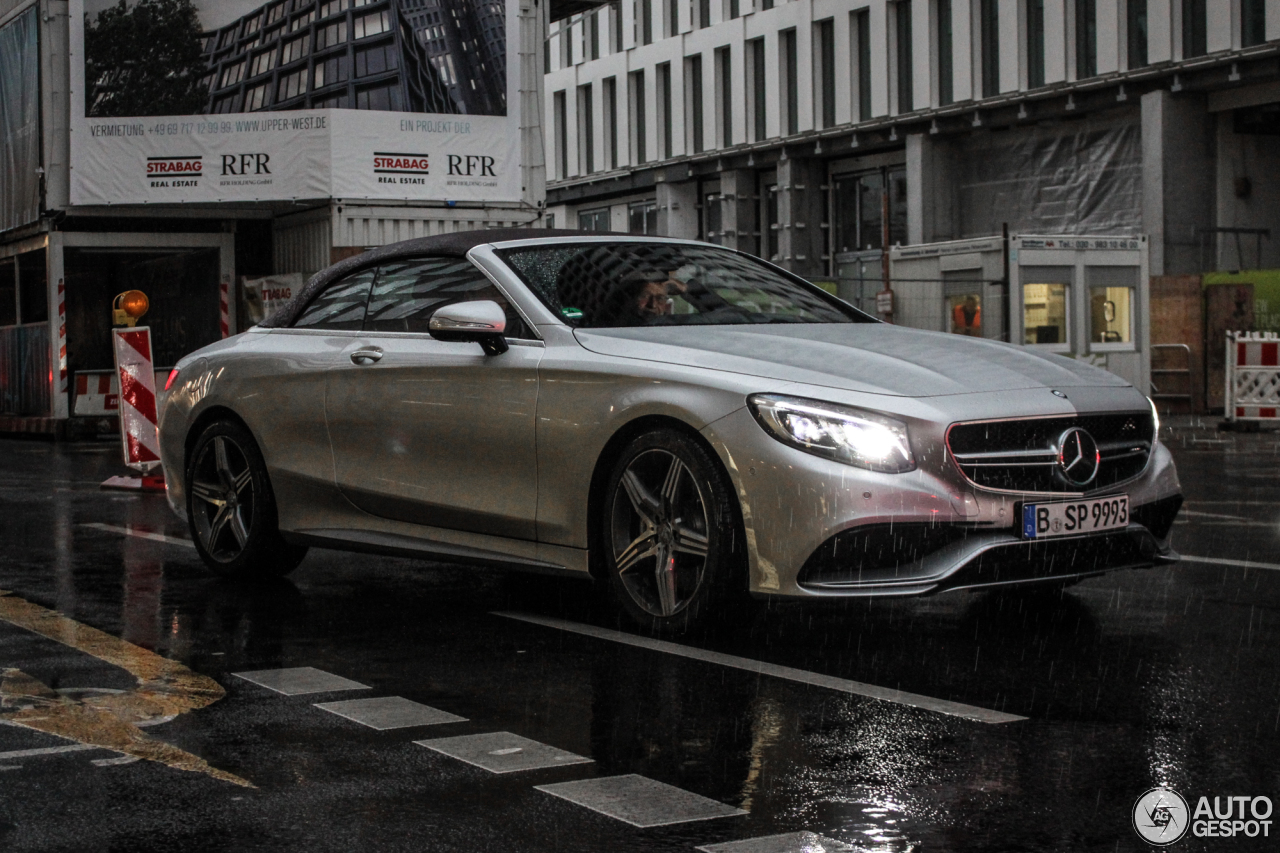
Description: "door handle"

(350, 348), (383, 364)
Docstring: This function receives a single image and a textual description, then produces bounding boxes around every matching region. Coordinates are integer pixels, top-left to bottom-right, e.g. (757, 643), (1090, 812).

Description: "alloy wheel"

(609, 448), (711, 618)
(190, 435), (256, 562)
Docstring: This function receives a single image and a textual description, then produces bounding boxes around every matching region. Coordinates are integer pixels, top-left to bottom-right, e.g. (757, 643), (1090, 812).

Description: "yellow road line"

(0, 589), (251, 787)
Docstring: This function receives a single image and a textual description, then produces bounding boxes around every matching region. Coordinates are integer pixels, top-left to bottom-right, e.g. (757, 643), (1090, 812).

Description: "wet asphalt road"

(1, 420), (1279, 853)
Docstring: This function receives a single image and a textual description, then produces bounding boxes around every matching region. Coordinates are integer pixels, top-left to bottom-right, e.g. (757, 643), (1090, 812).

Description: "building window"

(314, 54), (349, 89)
(948, 289), (983, 336)
(687, 54), (704, 154)
(289, 10), (314, 33)
(815, 19), (836, 128)
(220, 61), (245, 88)
(554, 89), (568, 178)
(780, 29), (798, 135)
(579, 207), (611, 230)
(281, 35), (309, 65)
(356, 43), (398, 77)
(762, 0), (775, 8)
(560, 22), (572, 67)
(604, 76), (619, 168)
(700, 181), (722, 243)
(894, 1), (913, 113)
(854, 9), (871, 121)
(727, 0), (740, 19)
(698, 0), (711, 28)
(611, 1), (624, 51)
(243, 14), (262, 36)
(630, 70), (646, 163)
(213, 93), (241, 113)
(278, 68), (306, 101)
(1242, 0), (1266, 47)
(589, 10), (600, 59)
(747, 38), (766, 141)
(1181, 0), (1206, 57)
(1027, 0), (1045, 88)
(628, 200), (658, 234)
(1024, 282), (1068, 345)
(641, 0), (654, 45)
(657, 62), (673, 159)
(250, 48), (278, 77)
(315, 20), (347, 50)
(936, 0), (953, 105)
(1075, 0), (1097, 77)
(353, 10), (390, 40)
(667, 0), (679, 37)
(1126, 0), (1147, 69)
(578, 84), (595, 173)
(760, 170), (779, 260)
(981, 0), (999, 96)
(318, 0), (348, 19)
(1090, 286), (1133, 344)
(716, 46), (732, 147)
(832, 167), (907, 252)
(266, 2), (285, 26)
(245, 82), (270, 110)
(356, 82), (401, 111)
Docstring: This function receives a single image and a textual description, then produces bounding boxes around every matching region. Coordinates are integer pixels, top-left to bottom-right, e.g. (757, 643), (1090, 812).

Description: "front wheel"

(602, 429), (744, 634)
(187, 420), (306, 580)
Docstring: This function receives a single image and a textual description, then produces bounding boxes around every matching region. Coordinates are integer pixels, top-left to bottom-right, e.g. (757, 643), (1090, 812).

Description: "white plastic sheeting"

(0, 7), (40, 233)
(957, 117), (1143, 237)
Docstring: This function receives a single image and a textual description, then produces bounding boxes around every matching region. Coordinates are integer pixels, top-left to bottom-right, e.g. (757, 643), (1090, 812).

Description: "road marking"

(0, 589), (250, 787)
(233, 667), (369, 696)
(314, 696), (465, 730)
(1179, 510), (1255, 521)
(493, 612), (1025, 724)
(80, 523), (195, 549)
(697, 831), (856, 853)
(0, 744), (99, 760)
(416, 731), (592, 774)
(92, 755), (142, 767)
(536, 774), (746, 827)
(1179, 555), (1280, 572)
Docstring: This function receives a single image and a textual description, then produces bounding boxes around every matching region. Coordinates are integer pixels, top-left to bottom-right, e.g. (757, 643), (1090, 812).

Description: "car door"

(252, 267), (377, 526)
(325, 256), (543, 541)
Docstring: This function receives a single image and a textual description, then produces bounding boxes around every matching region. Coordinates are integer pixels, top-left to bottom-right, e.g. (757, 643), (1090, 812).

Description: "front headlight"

(747, 394), (916, 473)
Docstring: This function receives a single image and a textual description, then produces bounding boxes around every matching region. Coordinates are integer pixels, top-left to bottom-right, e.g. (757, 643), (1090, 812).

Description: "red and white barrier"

(1226, 331), (1280, 423)
(57, 279), (68, 397)
(73, 368), (171, 416)
(219, 277), (231, 338)
(112, 327), (161, 472)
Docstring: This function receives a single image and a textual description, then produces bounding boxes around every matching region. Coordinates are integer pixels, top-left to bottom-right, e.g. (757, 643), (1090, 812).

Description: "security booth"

(887, 234), (1151, 391)
(887, 236), (1006, 339)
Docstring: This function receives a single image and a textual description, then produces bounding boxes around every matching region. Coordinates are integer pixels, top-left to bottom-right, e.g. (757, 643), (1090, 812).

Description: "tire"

(601, 429), (744, 634)
(186, 419), (307, 580)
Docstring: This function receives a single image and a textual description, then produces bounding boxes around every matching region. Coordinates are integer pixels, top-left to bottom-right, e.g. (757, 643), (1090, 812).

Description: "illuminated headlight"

(1148, 396), (1161, 443)
(747, 394), (916, 473)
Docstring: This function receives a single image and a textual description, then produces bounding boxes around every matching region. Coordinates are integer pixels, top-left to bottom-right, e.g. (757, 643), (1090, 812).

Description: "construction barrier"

(1225, 331), (1280, 424)
(73, 368), (171, 416)
(111, 327), (161, 472)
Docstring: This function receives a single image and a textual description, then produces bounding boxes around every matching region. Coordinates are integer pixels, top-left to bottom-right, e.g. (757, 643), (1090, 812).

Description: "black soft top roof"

(259, 227), (595, 328)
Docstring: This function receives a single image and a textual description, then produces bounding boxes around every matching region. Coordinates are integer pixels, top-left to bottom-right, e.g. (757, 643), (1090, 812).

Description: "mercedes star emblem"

(1057, 427), (1101, 486)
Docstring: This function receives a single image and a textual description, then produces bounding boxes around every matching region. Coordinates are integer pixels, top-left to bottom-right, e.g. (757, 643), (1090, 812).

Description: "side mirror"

(428, 300), (509, 355)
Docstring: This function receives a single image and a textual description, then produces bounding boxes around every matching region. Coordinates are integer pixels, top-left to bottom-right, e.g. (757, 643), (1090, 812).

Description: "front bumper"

(701, 392), (1184, 598)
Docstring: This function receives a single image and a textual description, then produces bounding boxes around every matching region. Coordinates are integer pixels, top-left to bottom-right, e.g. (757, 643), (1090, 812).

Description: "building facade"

(0, 0), (549, 434)
(542, 0), (1280, 390)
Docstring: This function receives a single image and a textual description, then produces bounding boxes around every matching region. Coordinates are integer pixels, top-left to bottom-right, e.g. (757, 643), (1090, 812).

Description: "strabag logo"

(375, 152), (429, 185)
(1133, 788), (1189, 845)
(146, 155), (201, 188)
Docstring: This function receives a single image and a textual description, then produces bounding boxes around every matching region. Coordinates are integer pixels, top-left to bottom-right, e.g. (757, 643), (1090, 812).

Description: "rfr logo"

(221, 154), (272, 175)
(447, 155), (496, 176)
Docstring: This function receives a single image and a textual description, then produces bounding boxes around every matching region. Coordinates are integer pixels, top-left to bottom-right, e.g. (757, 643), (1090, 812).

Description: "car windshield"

(497, 242), (871, 328)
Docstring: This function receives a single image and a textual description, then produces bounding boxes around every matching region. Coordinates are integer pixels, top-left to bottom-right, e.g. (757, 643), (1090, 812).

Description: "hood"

(573, 323), (1130, 397)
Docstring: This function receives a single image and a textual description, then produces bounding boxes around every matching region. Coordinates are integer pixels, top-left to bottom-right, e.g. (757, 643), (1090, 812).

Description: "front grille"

(947, 412), (1154, 494)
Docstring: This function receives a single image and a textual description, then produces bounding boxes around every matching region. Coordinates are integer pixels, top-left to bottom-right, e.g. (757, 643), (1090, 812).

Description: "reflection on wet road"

(0, 421), (1278, 852)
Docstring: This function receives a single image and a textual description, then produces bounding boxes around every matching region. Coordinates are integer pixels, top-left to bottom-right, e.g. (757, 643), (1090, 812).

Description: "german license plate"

(1021, 495), (1129, 539)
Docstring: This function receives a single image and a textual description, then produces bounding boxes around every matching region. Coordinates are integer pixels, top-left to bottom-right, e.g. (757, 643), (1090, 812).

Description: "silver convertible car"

(159, 230), (1182, 632)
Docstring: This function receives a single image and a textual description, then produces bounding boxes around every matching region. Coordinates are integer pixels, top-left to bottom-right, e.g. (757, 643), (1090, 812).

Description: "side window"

(363, 257), (532, 338)
(292, 269), (375, 329)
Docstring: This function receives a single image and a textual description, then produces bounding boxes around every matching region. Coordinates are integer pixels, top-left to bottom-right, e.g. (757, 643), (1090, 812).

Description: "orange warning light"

(113, 290), (149, 326)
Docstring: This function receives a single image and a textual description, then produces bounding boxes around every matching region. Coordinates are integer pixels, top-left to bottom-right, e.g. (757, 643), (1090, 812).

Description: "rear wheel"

(602, 429), (744, 634)
(187, 420), (306, 580)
